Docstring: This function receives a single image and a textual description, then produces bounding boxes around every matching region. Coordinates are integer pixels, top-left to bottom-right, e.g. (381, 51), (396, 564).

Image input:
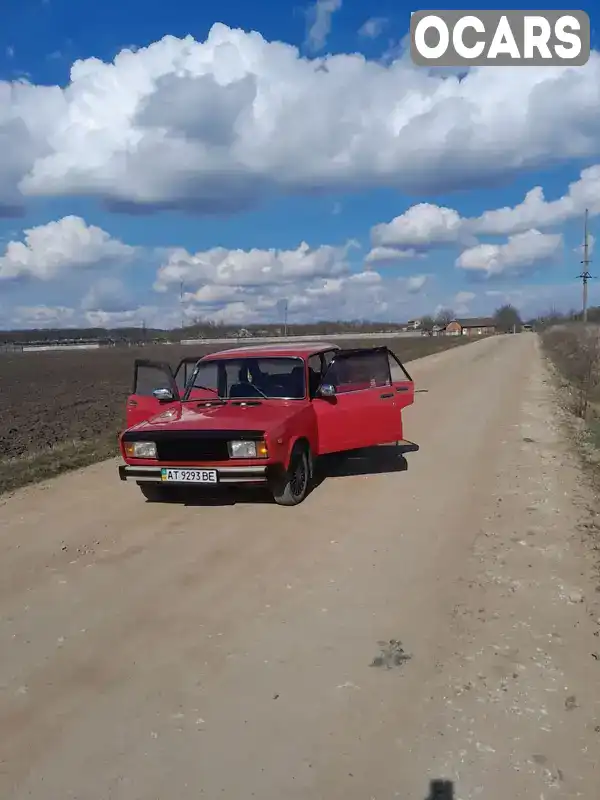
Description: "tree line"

(2, 303), (593, 346)
(418, 304), (524, 334)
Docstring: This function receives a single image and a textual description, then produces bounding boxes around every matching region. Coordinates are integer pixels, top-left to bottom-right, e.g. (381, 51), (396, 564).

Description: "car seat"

(229, 365), (252, 398)
(288, 365), (305, 397)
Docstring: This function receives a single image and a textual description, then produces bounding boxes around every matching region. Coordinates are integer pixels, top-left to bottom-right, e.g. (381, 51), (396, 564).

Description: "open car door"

(313, 346), (402, 453)
(386, 349), (415, 435)
(126, 359), (181, 429)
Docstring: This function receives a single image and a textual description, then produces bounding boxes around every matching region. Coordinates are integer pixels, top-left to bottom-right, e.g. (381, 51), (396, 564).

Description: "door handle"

(128, 400), (138, 407)
(380, 392), (394, 399)
(395, 386), (409, 392)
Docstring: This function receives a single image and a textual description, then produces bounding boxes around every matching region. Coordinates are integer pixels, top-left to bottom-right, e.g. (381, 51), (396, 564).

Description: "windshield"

(184, 356), (306, 400)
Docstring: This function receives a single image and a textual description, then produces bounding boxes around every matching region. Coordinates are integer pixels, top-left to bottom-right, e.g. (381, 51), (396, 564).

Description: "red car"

(118, 341), (417, 506)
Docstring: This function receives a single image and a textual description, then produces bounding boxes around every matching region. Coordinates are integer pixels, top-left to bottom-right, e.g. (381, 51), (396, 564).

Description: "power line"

(577, 208), (594, 323)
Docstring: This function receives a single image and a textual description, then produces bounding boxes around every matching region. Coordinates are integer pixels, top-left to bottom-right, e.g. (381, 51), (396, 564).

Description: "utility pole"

(577, 208), (594, 323)
(282, 298), (288, 337)
(180, 281), (185, 330)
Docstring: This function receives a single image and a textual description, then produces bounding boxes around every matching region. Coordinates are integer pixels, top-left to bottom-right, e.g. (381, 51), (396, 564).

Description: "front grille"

(156, 438), (230, 462)
(123, 428), (266, 463)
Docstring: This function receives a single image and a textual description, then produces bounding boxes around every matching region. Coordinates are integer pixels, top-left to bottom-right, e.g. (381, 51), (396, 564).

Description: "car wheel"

(270, 444), (311, 506)
(137, 482), (170, 502)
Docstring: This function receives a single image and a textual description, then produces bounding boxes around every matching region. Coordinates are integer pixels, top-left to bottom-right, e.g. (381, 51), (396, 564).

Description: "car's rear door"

(387, 348), (414, 407)
(313, 347), (399, 453)
(126, 360), (181, 428)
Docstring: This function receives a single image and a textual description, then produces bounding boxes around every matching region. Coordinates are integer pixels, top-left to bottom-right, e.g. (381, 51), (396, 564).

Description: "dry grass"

(0, 335), (472, 495)
(542, 324), (600, 488)
(542, 324), (600, 419)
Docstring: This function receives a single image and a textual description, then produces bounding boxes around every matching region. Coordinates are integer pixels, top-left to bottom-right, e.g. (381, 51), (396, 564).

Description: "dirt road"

(1, 334), (599, 800)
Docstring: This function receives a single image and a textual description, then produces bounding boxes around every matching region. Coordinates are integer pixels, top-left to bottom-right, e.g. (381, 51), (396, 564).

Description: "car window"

(324, 350), (391, 394)
(134, 364), (174, 396)
(174, 359), (198, 391)
(323, 350), (336, 369)
(189, 357), (305, 399)
(190, 360), (219, 393)
(387, 351), (411, 382)
(307, 354), (322, 397)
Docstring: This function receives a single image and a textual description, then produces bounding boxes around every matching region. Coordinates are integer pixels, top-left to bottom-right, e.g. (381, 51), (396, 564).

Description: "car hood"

(130, 401), (303, 433)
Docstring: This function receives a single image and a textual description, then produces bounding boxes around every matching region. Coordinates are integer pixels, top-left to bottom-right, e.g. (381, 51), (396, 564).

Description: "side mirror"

(317, 383), (336, 398)
(152, 387), (175, 402)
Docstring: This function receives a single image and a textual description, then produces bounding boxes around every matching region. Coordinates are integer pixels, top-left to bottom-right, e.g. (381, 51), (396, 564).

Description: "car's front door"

(312, 347), (399, 454)
(126, 360), (181, 428)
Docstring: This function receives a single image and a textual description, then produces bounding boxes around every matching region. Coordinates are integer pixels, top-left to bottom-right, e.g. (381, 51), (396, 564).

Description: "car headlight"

(228, 440), (268, 458)
(124, 441), (157, 459)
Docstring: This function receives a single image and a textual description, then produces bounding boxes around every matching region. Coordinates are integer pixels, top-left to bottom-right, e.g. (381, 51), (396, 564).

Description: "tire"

(270, 444), (312, 506)
(137, 482), (170, 503)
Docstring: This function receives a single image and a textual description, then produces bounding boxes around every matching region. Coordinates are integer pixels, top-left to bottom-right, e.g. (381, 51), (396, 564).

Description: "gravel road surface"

(1, 333), (599, 799)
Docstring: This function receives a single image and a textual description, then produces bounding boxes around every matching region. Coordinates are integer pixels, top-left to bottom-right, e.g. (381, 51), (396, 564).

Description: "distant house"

(445, 317), (497, 337)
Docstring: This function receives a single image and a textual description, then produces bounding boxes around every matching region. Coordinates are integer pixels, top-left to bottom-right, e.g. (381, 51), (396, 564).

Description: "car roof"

(201, 341), (341, 360)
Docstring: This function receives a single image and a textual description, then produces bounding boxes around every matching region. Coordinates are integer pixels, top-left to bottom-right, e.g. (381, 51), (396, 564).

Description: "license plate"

(161, 468), (218, 483)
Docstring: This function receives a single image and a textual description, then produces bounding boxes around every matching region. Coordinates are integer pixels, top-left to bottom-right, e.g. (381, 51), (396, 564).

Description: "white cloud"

(364, 246), (423, 264)
(406, 274), (428, 293)
(154, 240), (355, 292)
(152, 240), (420, 324)
(81, 277), (132, 312)
(454, 291), (475, 305)
(456, 229), (563, 279)
(83, 306), (170, 328)
(13, 305), (76, 326)
(161, 260), (429, 326)
(0, 211), (434, 330)
(373, 164), (600, 256)
(451, 290), (476, 315)
(370, 204), (468, 254)
(0, 216), (135, 281)
(8, 303), (179, 330)
(0, 26), (597, 214)
(473, 167), (600, 236)
(574, 233), (595, 257)
(358, 17), (388, 39)
(305, 0), (342, 52)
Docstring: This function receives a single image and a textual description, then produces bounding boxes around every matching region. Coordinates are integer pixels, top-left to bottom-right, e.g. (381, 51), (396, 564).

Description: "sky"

(0, 0), (599, 329)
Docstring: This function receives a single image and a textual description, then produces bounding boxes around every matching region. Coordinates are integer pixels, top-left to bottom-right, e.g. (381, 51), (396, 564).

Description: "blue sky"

(0, 0), (599, 328)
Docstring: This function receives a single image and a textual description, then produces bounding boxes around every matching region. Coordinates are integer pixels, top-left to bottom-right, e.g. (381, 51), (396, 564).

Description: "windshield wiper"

(229, 383), (269, 400)
(182, 384), (222, 402)
(194, 384), (220, 394)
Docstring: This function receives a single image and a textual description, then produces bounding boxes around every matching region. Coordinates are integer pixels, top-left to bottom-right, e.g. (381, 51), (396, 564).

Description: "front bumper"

(118, 464), (270, 485)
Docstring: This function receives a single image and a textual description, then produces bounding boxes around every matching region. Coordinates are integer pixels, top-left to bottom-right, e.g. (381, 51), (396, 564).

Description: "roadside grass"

(543, 325), (600, 417)
(541, 325), (600, 595)
(0, 436), (119, 497)
(542, 324), (600, 478)
(0, 335), (476, 497)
